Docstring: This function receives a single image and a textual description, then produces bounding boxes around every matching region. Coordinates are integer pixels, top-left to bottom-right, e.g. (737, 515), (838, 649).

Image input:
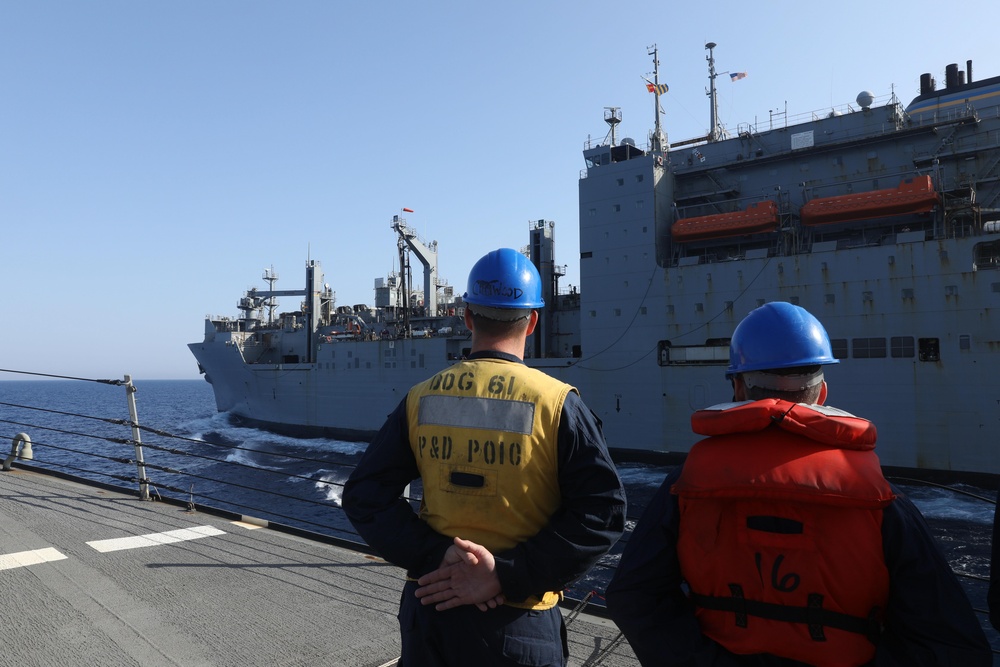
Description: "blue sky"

(4, 1), (999, 380)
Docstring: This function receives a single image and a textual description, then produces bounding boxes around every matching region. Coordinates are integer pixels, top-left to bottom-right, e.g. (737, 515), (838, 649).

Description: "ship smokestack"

(967, 59), (973, 83)
(920, 72), (934, 95)
(946, 63), (959, 89)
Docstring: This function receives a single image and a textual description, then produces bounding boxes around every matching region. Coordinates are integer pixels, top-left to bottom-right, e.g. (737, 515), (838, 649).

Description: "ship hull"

(191, 58), (1000, 481)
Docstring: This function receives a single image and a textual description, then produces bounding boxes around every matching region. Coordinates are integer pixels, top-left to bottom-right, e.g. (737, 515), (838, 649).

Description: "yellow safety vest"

(406, 357), (574, 609)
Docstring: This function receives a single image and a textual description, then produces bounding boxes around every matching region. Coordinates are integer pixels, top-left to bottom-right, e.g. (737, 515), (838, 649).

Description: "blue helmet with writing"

(727, 302), (838, 376)
(463, 248), (544, 316)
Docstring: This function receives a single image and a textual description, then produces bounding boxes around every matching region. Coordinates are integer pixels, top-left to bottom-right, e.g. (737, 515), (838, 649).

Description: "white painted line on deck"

(87, 525), (227, 553)
(0, 547), (68, 571)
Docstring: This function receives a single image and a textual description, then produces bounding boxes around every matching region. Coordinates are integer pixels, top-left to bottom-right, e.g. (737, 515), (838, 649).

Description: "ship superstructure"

(191, 46), (1000, 478)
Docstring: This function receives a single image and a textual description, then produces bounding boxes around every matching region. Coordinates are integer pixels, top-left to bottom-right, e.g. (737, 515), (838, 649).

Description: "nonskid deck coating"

(0, 468), (636, 667)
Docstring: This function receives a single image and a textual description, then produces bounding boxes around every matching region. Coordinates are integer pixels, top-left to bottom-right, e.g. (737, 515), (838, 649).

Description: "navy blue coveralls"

(343, 350), (626, 667)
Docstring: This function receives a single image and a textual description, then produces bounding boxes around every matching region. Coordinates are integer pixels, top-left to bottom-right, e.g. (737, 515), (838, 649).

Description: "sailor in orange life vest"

(605, 302), (991, 666)
(342, 248), (626, 667)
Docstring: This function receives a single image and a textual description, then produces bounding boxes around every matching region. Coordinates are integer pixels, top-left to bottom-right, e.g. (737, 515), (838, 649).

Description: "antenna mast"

(604, 107), (621, 146)
(647, 44), (668, 153)
(262, 266), (278, 324)
(705, 42), (721, 142)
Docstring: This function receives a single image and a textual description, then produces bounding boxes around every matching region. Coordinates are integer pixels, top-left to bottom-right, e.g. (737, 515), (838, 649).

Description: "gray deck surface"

(0, 468), (638, 667)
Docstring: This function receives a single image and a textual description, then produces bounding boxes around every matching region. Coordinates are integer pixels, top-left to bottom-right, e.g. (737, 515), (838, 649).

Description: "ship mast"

(647, 44), (668, 154)
(706, 41), (721, 142)
(604, 106), (621, 146)
(262, 266), (278, 325)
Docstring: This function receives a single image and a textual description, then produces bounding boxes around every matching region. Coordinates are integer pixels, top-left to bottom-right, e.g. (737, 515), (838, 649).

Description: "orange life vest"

(673, 400), (896, 667)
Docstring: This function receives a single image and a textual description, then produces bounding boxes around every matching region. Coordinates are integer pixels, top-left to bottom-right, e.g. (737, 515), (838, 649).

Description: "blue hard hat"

(463, 248), (544, 310)
(727, 302), (838, 375)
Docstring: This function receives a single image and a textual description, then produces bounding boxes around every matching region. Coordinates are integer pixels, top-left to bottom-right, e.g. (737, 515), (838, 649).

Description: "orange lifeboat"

(800, 176), (939, 226)
(671, 201), (779, 242)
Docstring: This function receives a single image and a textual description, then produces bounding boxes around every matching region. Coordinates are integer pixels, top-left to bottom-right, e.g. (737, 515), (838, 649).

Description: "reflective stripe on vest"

(407, 358), (574, 610)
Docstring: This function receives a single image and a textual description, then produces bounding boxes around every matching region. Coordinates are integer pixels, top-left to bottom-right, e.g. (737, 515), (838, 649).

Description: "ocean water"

(0, 376), (996, 649)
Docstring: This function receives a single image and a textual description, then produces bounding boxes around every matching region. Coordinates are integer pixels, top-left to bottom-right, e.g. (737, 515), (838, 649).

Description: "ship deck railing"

(0, 369), (996, 661)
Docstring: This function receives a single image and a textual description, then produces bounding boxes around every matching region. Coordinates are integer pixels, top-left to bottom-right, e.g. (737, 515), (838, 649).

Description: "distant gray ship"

(191, 45), (1000, 479)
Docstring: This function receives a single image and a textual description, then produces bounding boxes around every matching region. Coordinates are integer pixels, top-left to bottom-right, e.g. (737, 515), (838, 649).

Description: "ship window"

(974, 241), (1000, 270)
(825, 294), (835, 304)
(890, 336), (915, 358)
(640, 306), (647, 315)
(616, 178), (624, 186)
(614, 308), (622, 316)
(589, 208), (597, 217)
(589, 310), (597, 318)
(918, 338), (940, 362)
(852, 337), (886, 359)
(635, 174), (644, 183)
(945, 285), (958, 296)
(613, 204), (621, 213)
(959, 334), (971, 351)
(901, 288), (914, 299)
(636, 200), (644, 209)
(830, 339), (848, 359)
(581, 251), (593, 259)
(657, 339), (729, 366)
(695, 303), (704, 312)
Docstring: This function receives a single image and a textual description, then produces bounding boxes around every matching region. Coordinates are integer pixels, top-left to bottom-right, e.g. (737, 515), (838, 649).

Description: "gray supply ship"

(190, 45), (1000, 479)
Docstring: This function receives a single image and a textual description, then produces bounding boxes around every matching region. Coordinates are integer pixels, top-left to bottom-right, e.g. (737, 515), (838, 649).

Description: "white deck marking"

(0, 547), (68, 571)
(87, 525), (226, 553)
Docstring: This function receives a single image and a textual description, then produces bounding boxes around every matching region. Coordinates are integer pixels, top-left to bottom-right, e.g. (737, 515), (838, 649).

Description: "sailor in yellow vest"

(343, 248), (626, 667)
